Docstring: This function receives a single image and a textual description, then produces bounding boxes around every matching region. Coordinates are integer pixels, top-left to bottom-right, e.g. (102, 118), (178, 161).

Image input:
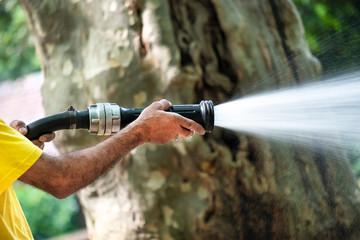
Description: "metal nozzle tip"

(200, 100), (214, 133)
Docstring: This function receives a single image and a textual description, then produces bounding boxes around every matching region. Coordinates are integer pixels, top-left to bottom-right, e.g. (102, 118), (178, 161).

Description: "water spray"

(25, 100), (214, 140)
(215, 72), (360, 147)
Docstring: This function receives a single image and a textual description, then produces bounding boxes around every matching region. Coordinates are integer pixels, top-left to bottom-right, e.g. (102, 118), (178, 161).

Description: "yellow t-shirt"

(0, 119), (42, 239)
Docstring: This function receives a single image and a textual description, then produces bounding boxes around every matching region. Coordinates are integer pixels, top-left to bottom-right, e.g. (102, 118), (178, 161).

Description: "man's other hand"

(9, 120), (55, 149)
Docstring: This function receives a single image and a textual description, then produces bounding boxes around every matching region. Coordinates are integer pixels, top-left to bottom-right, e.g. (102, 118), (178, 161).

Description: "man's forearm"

(19, 122), (145, 199)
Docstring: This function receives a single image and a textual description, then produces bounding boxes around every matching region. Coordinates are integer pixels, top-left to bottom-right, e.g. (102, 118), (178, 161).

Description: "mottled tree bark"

(20, 0), (360, 239)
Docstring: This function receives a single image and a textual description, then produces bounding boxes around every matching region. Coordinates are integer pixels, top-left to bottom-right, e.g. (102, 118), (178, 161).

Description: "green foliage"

(0, 0), (40, 81)
(352, 160), (360, 177)
(14, 184), (82, 239)
(293, 0), (360, 75)
(346, 142), (360, 178)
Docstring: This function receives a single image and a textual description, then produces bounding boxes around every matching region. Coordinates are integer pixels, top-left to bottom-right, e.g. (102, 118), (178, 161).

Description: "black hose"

(25, 110), (89, 140)
(24, 100), (214, 140)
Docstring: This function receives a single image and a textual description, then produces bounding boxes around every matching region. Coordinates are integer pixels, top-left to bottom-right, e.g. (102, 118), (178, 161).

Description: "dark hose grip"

(120, 100), (214, 132)
(25, 110), (89, 140)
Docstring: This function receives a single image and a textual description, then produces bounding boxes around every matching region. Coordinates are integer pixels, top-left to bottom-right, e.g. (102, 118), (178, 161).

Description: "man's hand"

(9, 120), (55, 149)
(131, 99), (206, 144)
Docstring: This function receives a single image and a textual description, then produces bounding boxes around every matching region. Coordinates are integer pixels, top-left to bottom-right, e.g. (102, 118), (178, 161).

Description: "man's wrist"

(119, 121), (148, 146)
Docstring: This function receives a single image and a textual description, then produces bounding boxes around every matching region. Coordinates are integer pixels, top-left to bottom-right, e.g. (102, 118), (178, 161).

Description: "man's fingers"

(176, 115), (206, 135)
(10, 120), (55, 143)
(31, 140), (44, 150)
(18, 127), (27, 135)
(9, 120), (25, 129)
(39, 133), (56, 142)
(32, 133), (55, 149)
(155, 99), (172, 111)
(178, 127), (194, 138)
(9, 120), (28, 135)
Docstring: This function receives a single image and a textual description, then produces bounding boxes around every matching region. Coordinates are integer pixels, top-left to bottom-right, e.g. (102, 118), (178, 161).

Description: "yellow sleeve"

(0, 119), (43, 194)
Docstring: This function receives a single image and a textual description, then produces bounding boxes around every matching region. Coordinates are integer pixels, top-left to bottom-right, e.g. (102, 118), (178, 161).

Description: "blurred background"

(0, 0), (359, 239)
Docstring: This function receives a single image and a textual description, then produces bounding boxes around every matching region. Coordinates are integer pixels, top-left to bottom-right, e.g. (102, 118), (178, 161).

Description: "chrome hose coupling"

(88, 103), (121, 135)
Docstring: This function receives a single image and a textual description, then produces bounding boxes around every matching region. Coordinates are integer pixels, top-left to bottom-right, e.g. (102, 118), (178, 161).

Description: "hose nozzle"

(88, 100), (214, 135)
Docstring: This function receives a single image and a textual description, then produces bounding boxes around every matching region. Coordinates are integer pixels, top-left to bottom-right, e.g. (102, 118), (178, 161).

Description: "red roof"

(0, 72), (58, 154)
(0, 72), (44, 124)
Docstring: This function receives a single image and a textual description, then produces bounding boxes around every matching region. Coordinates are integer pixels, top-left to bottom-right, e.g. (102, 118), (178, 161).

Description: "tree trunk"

(20, 0), (360, 239)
